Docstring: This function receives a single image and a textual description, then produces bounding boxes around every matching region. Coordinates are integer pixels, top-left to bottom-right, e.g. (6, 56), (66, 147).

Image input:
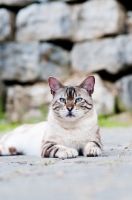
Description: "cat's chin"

(58, 112), (83, 121)
(66, 113), (75, 117)
(64, 117), (77, 122)
(62, 115), (81, 122)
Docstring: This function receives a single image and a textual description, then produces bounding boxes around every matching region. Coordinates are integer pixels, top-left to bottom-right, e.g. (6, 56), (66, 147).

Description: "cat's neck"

(47, 106), (98, 130)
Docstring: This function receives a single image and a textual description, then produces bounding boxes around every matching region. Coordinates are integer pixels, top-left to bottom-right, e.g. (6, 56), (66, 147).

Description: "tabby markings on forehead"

(65, 86), (77, 100)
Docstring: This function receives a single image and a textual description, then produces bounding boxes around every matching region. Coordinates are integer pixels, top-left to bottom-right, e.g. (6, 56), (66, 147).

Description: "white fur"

(0, 105), (101, 158)
(0, 76), (102, 158)
(0, 122), (47, 157)
(83, 142), (102, 156)
(43, 106), (100, 150)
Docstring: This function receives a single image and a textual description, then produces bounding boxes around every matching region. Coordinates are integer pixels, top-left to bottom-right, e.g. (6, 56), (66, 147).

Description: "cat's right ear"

(48, 77), (63, 95)
(79, 76), (95, 96)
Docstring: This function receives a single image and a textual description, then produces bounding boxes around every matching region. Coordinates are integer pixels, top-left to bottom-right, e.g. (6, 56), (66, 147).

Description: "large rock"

(115, 75), (132, 112)
(0, 0), (47, 6)
(71, 34), (132, 74)
(0, 0), (75, 6)
(71, 0), (126, 41)
(127, 11), (132, 33)
(0, 8), (15, 41)
(0, 42), (71, 82)
(15, 0), (126, 42)
(16, 2), (72, 42)
(39, 43), (71, 81)
(64, 74), (115, 116)
(0, 42), (39, 82)
(6, 83), (52, 122)
(6, 73), (115, 122)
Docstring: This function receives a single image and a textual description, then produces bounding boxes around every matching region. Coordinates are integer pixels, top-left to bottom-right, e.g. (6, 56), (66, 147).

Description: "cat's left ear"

(80, 76), (95, 96)
(48, 77), (63, 95)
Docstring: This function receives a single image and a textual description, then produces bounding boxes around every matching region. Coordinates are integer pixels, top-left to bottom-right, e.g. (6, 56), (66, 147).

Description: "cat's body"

(0, 76), (102, 158)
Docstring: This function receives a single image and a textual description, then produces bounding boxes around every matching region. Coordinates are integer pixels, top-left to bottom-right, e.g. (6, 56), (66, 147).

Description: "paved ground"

(0, 127), (132, 200)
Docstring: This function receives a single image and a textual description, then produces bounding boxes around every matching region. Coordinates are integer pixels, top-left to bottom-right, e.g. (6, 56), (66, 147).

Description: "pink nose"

(67, 106), (73, 111)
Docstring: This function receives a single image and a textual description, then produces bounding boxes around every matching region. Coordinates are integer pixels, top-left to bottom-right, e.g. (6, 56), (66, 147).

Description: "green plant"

(0, 105), (49, 132)
(98, 115), (132, 127)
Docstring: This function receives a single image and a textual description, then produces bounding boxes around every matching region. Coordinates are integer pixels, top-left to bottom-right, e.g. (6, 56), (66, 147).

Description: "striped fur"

(41, 141), (78, 159)
(65, 86), (77, 100)
(0, 76), (102, 158)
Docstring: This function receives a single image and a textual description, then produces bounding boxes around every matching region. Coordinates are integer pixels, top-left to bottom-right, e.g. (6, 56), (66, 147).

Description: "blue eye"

(60, 98), (66, 103)
(75, 98), (82, 103)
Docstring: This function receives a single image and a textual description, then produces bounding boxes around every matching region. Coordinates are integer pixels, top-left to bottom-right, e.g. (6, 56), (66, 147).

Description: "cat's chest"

(61, 128), (92, 148)
(46, 125), (95, 149)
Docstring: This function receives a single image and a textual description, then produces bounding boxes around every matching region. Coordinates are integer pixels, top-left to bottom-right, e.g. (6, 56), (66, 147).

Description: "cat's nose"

(67, 106), (73, 111)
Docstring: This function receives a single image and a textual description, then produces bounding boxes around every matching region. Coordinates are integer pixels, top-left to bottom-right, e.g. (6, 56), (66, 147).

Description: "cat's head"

(48, 76), (95, 121)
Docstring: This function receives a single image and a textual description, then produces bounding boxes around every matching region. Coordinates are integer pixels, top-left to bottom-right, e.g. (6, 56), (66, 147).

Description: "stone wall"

(0, 0), (132, 122)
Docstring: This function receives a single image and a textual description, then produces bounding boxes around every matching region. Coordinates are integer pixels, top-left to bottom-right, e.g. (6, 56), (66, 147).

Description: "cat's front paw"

(83, 142), (102, 157)
(55, 148), (78, 159)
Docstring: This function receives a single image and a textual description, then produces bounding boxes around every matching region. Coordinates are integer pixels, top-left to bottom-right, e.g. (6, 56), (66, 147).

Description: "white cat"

(0, 76), (102, 159)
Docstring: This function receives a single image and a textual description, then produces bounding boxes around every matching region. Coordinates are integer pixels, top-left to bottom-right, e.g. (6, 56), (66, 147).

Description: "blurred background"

(0, 0), (132, 130)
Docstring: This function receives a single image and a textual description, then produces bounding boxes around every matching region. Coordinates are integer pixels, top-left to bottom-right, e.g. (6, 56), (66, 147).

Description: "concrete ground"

(0, 127), (132, 200)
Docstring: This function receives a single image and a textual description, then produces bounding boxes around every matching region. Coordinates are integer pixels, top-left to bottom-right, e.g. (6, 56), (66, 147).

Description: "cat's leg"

(0, 133), (21, 156)
(41, 141), (78, 159)
(0, 142), (20, 156)
(0, 124), (33, 156)
(83, 141), (102, 157)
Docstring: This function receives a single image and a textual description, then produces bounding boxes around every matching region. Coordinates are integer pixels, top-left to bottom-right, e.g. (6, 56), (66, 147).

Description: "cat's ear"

(80, 76), (95, 95)
(48, 77), (63, 95)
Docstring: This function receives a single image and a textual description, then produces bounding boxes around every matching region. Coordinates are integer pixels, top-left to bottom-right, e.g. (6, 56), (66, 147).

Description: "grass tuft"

(98, 115), (132, 128)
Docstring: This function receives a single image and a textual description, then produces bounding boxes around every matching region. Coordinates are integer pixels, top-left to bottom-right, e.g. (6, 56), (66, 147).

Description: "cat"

(0, 76), (102, 159)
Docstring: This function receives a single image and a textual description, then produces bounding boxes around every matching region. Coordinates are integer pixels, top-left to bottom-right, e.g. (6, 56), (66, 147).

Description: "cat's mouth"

(66, 112), (75, 117)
